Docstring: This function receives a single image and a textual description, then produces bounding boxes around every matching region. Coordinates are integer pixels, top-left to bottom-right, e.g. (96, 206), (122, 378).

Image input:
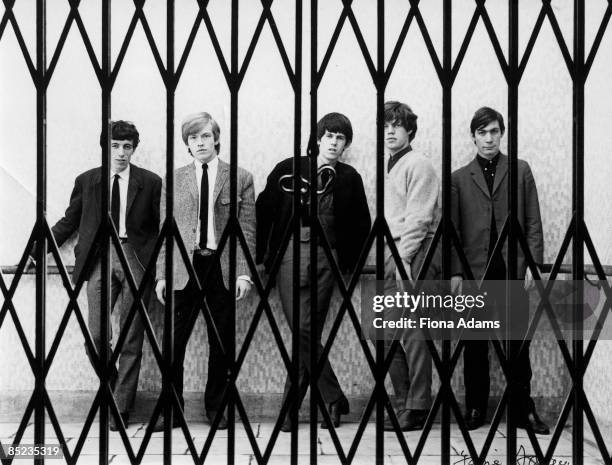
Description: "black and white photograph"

(1, 1), (612, 464)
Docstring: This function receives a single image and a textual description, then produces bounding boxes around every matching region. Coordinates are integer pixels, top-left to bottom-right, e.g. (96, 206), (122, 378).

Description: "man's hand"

(155, 279), (166, 305)
(236, 279), (251, 301)
(451, 275), (463, 295)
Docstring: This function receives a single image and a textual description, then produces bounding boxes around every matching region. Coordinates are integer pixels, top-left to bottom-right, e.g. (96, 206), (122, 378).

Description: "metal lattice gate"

(1, 1), (611, 464)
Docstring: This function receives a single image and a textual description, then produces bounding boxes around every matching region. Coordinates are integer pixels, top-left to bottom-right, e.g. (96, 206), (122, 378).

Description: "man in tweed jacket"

(154, 112), (255, 430)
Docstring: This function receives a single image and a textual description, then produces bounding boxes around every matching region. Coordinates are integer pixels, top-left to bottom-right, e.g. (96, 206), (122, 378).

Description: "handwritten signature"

(453, 445), (571, 465)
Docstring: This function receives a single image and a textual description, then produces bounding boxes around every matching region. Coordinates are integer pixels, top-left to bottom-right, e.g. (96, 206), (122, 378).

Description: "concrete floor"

(0, 420), (607, 464)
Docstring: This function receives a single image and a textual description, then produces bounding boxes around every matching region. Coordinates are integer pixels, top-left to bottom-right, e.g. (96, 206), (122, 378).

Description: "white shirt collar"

(111, 164), (130, 181)
(193, 155), (218, 171)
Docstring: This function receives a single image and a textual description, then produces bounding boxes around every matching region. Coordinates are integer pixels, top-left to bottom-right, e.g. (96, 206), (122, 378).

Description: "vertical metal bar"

(163, 1), (175, 463)
(306, 0), (317, 461)
(34, 1), (46, 464)
(441, 1), (452, 464)
(572, 1), (585, 464)
(507, 1), (519, 463)
(228, 1), (239, 463)
(308, 86), (317, 463)
(100, 1), (111, 463)
(375, 1), (385, 464)
(288, 0), (304, 461)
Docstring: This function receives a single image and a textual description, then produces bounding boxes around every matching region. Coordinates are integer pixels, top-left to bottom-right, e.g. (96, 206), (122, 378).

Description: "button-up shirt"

(476, 153), (505, 275)
(476, 152), (500, 194)
(387, 145), (412, 173)
(111, 165), (130, 238)
(194, 156), (218, 250)
(193, 157), (251, 284)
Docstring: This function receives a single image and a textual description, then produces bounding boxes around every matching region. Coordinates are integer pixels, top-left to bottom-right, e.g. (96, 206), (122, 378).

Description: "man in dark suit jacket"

(256, 113), (371, 431)
(451, 107), (549, 434)
(45, 121), (161, 430)
(154, 112), (256, 431)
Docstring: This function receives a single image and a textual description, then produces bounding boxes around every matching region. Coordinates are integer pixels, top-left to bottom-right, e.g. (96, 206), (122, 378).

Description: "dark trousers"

(278, 241), (346, 408)
(464, 340), (534, 415)
(383, 236), (439, 411)
(172, 253), (233, 414)
(86, 243), (148, 413)
(463, 278), (535, 416)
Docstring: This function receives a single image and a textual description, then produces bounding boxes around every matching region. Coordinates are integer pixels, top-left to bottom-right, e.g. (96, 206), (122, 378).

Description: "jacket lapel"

(469, 158), (491, 199)
(185, 162), (198, 202)
(213, 160), (229, 203)
(93, 169), (102, 223)
(126, 164), (143, 217)
(491, 154), (508, 196)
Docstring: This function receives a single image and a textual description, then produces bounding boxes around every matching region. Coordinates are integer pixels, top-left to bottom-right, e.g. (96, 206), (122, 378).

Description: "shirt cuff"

(237, 275), (253, 285)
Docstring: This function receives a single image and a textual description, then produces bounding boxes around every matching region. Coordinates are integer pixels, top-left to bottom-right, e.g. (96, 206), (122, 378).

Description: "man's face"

(317, 130), (348, 164)
(110, 139), (135, 174)
(187, 122), (217, 163)
(472, 120), (503, 158)
(384, 120), (411, 154)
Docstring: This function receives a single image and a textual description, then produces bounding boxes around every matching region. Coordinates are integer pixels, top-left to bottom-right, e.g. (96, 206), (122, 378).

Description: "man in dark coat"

(44, 121), (161, 430)
(256, 112), (371, 431)
(451, 107), (549, 434)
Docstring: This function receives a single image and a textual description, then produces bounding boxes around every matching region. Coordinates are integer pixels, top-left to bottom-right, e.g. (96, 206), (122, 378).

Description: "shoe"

(206, 411), (228, 430)
(152, 414), (180, 432)
(517, 411), (550, 435)
(465, 409), (486, 430)
(110, 412), (129, 432)
(383, 409), (428, 432)
(321, 398), (349, 429)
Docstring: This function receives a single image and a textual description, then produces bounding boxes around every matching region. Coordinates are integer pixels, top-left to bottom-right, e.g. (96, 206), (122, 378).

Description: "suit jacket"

(157, 159), (256, 290)
(450, 154), (543, 280)
(51, 164), (162, 283)
(256, 157), (371, 274)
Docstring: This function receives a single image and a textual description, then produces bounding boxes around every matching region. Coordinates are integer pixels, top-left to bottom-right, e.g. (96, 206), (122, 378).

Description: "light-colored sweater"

(384, 149), (441, 262)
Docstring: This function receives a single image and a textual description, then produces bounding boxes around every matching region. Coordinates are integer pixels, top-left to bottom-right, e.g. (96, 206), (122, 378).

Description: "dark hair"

(384, 101), (418, 141)
(100, 120), (140, 148)
(181, 112), (221, 154)
(316, 112), (353, 145)
(470, 107), (505, 136)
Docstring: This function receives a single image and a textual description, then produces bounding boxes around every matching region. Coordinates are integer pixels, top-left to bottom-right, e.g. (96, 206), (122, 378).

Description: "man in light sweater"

(382, 101), (441, 431)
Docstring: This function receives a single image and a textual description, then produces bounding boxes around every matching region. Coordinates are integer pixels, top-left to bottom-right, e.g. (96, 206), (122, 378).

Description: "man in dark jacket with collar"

(256, 112), (371, 431)
(47, 121), (161, 430)
(451, 107), (549, 434)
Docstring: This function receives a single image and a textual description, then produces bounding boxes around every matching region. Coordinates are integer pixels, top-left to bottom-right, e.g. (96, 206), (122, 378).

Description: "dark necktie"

(199, 164), (209, 249)
(111, 174), (120, 229)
